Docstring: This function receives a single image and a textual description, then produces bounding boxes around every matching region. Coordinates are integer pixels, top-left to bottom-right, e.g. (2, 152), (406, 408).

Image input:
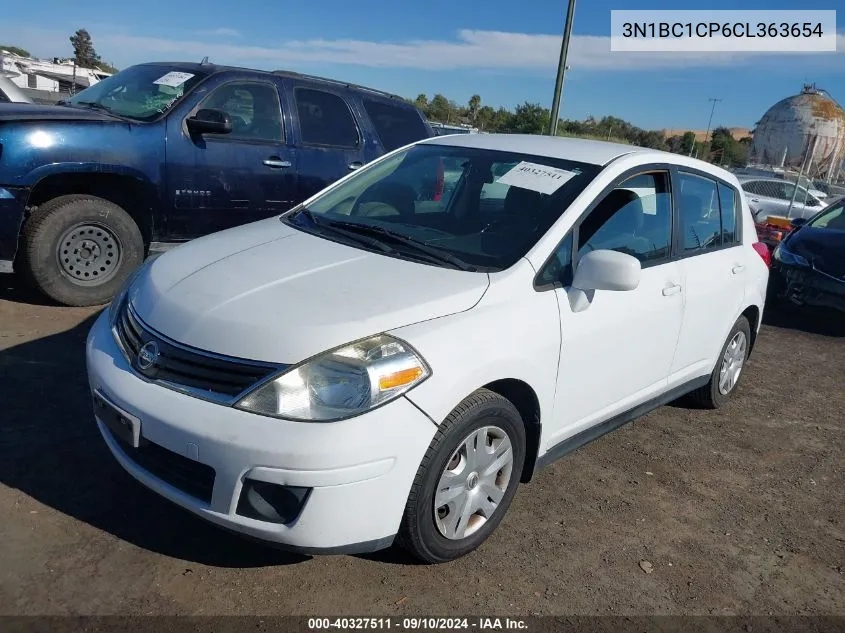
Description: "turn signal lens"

(379, 367), (424, 390)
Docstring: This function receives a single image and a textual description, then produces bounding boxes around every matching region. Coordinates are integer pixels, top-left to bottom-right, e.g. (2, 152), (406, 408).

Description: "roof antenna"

(200, 56), (210, 64)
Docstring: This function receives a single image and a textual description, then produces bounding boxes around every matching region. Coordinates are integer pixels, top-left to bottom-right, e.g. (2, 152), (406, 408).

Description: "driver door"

(164, 79), (297, 239)
(540, 170), (684, 450)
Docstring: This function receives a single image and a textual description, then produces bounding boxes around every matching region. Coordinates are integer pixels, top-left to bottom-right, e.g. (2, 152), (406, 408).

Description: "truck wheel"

(19, 195), (144, 306)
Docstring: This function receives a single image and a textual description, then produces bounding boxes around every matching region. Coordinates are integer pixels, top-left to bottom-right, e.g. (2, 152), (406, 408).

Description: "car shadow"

(763, 302), (845, 337)
(0, 313), (308, 567)
(0, 273), (59, 307)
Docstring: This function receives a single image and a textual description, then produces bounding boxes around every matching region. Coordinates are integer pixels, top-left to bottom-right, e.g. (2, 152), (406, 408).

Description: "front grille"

(107, 425), (216, 504)
(114, 300), (281, 400)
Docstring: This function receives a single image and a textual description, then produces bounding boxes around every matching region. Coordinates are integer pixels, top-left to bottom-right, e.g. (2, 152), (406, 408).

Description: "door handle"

(662, 284), (682, 297)
(263, 158), (291, 168)
(750, 198), (760, 203)
(348, 161), (363, 171)
(732, 264), (745, 274)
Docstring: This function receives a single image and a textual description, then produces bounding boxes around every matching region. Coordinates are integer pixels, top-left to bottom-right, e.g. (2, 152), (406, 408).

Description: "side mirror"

(186, 108), (232, 135)
(790, 217), (808, 229)
(567, 250), (641, 313)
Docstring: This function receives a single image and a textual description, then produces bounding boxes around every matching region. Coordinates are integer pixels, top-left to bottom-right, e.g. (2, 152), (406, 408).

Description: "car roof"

(418, 133), (663, 167)
(135, 61), (408, 103)
(737, 175), (802, 185)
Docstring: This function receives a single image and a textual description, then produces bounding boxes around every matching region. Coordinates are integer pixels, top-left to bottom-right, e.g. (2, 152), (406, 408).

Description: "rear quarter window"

(363, 99), (430, 151)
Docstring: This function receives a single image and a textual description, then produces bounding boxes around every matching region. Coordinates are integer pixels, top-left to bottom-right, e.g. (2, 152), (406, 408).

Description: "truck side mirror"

(187, 108), (232, 135)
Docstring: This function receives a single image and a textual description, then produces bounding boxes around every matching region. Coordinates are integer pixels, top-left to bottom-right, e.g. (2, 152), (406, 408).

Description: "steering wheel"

(350, 181), (417, 219)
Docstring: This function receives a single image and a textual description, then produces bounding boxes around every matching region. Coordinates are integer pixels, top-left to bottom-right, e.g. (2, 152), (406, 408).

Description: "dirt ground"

(0, 274), (843, 617)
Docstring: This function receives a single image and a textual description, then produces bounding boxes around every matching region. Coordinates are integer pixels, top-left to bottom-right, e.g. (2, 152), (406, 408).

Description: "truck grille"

(113, 300), (282, 401)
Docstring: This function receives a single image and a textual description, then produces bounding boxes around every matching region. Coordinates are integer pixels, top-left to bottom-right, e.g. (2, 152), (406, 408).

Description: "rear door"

(283, 80), (369, 203)
(165, 77), (297, 238)
(669, 172), (746, 386)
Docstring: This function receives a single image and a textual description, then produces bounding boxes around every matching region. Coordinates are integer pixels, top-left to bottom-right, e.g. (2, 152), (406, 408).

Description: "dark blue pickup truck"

(0, 62), (433, 305)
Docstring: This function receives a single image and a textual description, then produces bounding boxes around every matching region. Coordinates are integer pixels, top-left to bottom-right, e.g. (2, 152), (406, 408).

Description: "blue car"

(0, 62), (433, 305)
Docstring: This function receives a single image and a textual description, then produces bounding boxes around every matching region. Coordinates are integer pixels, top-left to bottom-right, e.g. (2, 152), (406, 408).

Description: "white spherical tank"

(750, 85), (845, 180)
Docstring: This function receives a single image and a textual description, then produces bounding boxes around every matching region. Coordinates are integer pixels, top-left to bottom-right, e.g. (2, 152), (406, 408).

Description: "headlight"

(108, 254), (160, 325)
(772, 242), (809, 268)
(235, 334), (431, 422)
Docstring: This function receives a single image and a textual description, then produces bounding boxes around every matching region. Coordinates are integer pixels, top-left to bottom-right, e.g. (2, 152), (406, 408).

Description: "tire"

(18, 195), (144, 306)
(689, 316), (751, 409)
(397, 389), (526, 563)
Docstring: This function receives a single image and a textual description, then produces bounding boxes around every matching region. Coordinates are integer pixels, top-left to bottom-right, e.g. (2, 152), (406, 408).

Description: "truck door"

(283, 80), (369, 203)
(164, 78), (297, 239)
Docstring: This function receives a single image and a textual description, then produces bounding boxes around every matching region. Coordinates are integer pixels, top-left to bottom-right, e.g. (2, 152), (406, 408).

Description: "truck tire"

(19, 195), (144, 306)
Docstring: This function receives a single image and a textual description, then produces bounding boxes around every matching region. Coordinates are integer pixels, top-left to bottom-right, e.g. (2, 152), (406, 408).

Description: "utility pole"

(548, 0), (577, 136)
(702, 98), (722, 159)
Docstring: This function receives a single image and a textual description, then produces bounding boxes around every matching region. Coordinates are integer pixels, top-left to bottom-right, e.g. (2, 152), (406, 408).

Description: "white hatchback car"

(86, 135), (770, 563)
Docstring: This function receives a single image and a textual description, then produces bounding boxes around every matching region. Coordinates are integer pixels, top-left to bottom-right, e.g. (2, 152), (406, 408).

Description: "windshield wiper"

(72, 101), (126, 119)
(291, 209), (396, 254)
(325, 220), (477, 271)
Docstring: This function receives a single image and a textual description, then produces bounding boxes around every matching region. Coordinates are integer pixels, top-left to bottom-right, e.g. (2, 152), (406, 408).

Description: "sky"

(1, 0), (843, 131)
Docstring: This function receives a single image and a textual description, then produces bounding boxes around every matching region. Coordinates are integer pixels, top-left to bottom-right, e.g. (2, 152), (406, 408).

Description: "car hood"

(0, 103), (119, 122)
(788, 227), (845, 279)
(129, 217), (490, 363)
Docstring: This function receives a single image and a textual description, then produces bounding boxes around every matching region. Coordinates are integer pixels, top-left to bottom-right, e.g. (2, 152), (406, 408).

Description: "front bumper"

(0, 186), (29, 272)
(778, 264), (845, 313)
(85, 310), (437, 552)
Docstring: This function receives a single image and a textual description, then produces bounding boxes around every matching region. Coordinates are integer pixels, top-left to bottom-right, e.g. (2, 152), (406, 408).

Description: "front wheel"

(398, 389), (525, 563)
(18, 195), (144, 306)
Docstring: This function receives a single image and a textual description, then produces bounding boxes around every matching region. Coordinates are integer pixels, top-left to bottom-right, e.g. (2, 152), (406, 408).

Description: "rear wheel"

(397, 389), (525, 563)
(690, 316), (751, 409)
(18, 195), (144, 306)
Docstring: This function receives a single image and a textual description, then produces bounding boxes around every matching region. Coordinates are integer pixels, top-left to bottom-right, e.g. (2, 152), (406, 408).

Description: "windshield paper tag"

(496, 161), (577, 195)
(153, 71), (195, 87)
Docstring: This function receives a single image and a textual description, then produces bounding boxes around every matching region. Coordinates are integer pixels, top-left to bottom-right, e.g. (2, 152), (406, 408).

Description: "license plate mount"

(93, 390), (141, 449)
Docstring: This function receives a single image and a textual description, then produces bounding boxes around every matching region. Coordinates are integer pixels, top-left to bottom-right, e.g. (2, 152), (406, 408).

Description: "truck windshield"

(66, 65), (209, 122)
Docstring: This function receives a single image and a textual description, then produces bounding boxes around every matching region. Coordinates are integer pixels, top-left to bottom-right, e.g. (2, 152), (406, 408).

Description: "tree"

(69, 28), (101, 68)
(680, 131), (697, 155)
(0, 45), (30, 57)
(426, 94), (451, 123)
(475, 105), (496, 131)
(414, 94), (428, 111)
(709, 127), (748, 167)
(468, 94), (481, 123)
(503, 102), (548, 135)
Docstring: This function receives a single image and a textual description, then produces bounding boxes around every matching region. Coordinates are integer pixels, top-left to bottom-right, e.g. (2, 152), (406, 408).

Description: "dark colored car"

(771, 196), (845, 312)
(0, 62), (433, 305)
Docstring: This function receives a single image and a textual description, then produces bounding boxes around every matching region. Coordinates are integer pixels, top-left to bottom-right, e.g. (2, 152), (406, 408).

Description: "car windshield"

(65, 64), (209, 122)
(283, 143), (600, 271)
(809, 201), (845, 230)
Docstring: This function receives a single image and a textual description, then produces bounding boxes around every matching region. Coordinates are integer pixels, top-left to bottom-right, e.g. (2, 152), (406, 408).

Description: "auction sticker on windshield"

(496, 161), (578, 195)
(153, 71), (195, 87)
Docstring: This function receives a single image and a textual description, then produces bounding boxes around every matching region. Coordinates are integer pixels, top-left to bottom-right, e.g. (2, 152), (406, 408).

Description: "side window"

(537, 233), (574, 287)
(201, 82), (282, 142)
(577, 172), (672, 265)
(718, 183), (740, 245)
(0, 90), (8, 103)
(777, 182), (796, 201)
(678, 172), (721, 252)
(757, 181), (781, 199)
(294, 88), (359, 148)
(742, 181), (762, 195)
(363, 99), (429, 151)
